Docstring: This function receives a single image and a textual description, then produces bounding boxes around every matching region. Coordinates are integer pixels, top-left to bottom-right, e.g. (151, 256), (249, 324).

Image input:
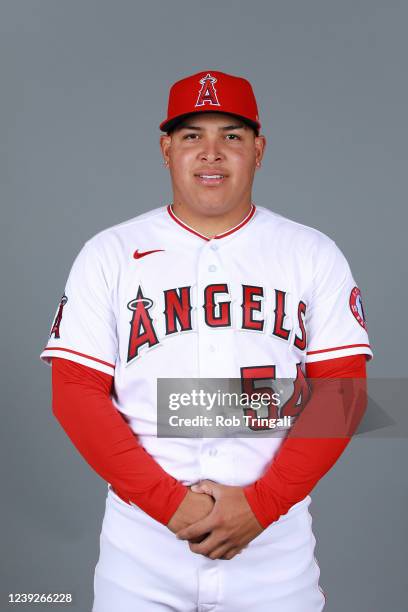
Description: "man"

(41, 70), (373, 611)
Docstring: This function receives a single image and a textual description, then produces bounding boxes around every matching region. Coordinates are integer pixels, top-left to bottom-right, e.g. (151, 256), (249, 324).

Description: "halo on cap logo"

(349, 286), (367, 330)
(195, 73), (220, 108)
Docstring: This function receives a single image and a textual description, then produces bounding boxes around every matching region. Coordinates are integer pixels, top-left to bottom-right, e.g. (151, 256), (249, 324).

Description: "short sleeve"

(40, 240), (118, 375)
(305, 238), (373, 363)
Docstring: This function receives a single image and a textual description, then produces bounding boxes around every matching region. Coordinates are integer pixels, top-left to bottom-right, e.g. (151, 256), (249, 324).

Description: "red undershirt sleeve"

(243, 354), (368, 529)
(51, 357), (188, 525)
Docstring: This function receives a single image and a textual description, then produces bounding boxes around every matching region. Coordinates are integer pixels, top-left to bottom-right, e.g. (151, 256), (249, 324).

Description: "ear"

(160, 134), (172, 165)
(254, 134), (266, 166)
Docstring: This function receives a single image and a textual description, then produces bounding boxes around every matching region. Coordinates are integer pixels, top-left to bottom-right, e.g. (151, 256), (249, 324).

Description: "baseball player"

(41, 70), (373, 611)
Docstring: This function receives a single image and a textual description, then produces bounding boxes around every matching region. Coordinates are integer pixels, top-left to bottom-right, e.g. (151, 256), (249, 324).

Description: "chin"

(195, 199), (231, 216)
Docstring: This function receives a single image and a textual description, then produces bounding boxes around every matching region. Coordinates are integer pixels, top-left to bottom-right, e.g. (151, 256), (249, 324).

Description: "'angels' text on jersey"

(127, 283), (306, 363)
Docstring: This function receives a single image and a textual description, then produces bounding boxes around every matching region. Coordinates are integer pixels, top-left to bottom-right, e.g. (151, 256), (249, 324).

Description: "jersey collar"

(167, 203), (256, 241)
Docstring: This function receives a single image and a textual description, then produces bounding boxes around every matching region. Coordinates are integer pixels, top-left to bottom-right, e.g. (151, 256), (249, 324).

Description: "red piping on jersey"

(167, 203), (256, 241)
(306, 343), (371, 355)
(42, 347), (115, 369)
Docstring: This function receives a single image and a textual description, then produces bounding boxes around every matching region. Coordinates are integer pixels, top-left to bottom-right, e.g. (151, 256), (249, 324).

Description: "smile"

(195, 174), (226, 186)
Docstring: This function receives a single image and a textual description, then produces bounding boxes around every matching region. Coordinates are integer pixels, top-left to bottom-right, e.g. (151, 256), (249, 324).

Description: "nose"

(198, 138), (223, 163)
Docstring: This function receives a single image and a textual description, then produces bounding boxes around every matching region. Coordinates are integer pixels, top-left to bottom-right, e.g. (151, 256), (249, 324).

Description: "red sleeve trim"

(306, 354), (367, 378)
(42, 347), (115, 369)
(306, 343), (371, 356)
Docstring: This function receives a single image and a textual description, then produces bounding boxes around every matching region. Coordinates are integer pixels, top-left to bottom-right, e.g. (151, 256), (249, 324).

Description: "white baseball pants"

(92, 486), (326, 612)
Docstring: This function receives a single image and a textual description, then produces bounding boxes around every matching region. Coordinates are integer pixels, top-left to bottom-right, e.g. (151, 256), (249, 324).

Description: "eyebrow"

(177, 123), (247, 131)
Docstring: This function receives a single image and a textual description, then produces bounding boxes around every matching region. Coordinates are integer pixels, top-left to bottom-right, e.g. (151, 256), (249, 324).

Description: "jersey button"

(210, 243), (218, 251)
(208, 264), (217, 272)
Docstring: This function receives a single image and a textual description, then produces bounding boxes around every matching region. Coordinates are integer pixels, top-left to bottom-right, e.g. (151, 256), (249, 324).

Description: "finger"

(191, 480), (216, 496)
(221, 547), (242, 560)
(189, 532), (210, 544)
(176, 515), (214, 541)
(188, 532), (227, 557)
(190, 484), (211, 494)
(200, 541), (248, 560)
(205, 543), (232, 560)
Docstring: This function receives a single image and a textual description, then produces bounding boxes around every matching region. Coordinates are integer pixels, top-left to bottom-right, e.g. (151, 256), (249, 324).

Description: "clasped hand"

(167, 480), (264, 561)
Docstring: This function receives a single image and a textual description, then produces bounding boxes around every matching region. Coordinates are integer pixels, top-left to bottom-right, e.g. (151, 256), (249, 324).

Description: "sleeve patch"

(49, 294), (68, 339)
(349, 286), (367, 330)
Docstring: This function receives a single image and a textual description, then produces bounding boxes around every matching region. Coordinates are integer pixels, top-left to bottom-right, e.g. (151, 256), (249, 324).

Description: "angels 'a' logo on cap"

(349, 286), (367, 330)
(195, 73), (220, 107)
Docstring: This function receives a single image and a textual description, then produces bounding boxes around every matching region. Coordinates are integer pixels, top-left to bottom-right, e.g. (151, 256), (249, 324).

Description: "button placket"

(196, 242), (224, 377)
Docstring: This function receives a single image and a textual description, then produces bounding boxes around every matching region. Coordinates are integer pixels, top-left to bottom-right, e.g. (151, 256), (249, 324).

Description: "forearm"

(243, 355), (367, 529)
(51, 357), (187, 524)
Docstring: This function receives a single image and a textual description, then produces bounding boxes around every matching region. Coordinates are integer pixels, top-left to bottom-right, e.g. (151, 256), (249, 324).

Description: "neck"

(170, 200), (254, 238)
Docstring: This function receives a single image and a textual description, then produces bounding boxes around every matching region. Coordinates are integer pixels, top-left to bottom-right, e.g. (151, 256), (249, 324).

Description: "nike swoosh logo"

(133, 249), (164, 259)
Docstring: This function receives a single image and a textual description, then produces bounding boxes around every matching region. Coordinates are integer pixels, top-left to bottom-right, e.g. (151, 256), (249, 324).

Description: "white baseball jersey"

(41, 203), (373, 493)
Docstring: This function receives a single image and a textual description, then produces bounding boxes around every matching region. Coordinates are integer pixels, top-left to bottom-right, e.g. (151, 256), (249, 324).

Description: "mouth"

(194, 174), (227, 186)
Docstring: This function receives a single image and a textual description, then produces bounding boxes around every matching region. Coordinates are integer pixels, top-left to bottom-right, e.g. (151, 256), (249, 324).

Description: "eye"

(182, 132), (241, 141)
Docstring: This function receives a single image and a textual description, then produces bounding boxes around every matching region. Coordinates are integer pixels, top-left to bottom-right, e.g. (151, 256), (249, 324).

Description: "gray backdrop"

(1, 1), (407, 610)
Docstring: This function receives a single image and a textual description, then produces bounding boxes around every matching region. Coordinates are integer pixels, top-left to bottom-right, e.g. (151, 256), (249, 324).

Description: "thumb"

(191, 479), (218, 497)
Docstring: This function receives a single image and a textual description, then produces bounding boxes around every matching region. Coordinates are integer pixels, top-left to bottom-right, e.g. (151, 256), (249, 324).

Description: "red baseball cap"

(160, 70), (261, 135)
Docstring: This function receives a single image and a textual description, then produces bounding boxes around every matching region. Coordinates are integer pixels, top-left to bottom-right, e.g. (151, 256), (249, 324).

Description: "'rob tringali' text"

(168, 415), (292, 428)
